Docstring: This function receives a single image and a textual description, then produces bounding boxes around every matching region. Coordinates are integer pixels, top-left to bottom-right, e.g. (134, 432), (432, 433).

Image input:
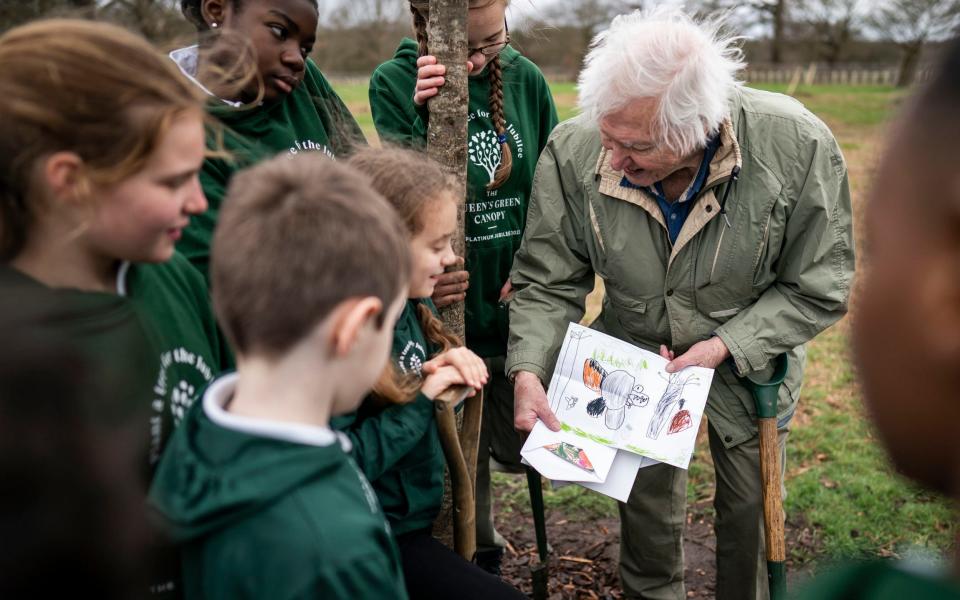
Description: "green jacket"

(336, 299), (445, 536)
(170, 47), (366, 280)
(149, 374), (408, 600)
(369, 39), (558, 357)
(506, 87), (855, 448)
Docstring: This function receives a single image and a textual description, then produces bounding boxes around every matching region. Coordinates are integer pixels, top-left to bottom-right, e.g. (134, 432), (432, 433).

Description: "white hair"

(577, 6), (745, 156)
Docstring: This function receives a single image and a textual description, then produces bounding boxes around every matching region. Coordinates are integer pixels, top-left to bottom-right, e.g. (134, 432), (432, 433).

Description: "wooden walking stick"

(740, 354), (789, 600)
(425, 0), (484, 561)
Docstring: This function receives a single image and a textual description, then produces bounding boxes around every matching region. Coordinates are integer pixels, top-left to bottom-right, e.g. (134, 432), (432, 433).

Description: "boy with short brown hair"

(149, 153), (412, 600)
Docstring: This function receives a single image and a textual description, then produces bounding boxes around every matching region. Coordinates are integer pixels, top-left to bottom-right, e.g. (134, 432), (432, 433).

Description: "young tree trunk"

(896, 43), (922, 88)
(425, 0), (479, 561)
(771, 0), (786, 64)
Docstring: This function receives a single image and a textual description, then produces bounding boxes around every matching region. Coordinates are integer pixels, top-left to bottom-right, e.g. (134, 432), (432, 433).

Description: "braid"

(416, 303), (461, 354)
(410, 5), (429, 57)
(488, 53), (513, 189)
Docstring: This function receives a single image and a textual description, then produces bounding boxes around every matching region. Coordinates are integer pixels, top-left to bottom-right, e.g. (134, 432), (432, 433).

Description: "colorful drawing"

(647, 372), (700, 440)
(544, 442), (595, 473)
(582, 359), (649, 430)
(667, 400), (693, 434)
(542, 322), (715, 469)
(550, 329), (591, 413)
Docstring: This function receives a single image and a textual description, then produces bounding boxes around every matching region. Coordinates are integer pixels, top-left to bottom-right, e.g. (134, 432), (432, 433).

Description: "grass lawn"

(331, 77), (956, 565)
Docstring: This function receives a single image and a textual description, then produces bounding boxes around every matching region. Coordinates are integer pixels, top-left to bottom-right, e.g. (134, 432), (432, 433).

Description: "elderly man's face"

(599, 98), (693, 188)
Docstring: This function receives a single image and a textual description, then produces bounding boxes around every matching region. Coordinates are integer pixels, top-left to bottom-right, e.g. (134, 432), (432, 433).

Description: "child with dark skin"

(797, 37), (960, 599)
(174, 0), (365, 279)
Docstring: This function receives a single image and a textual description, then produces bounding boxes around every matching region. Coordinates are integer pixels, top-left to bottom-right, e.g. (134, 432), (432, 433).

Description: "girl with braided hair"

(368, 1), (558, 575)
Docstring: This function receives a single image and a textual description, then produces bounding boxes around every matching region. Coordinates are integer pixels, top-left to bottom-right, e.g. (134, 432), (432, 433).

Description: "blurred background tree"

(1, 0), (957, 86)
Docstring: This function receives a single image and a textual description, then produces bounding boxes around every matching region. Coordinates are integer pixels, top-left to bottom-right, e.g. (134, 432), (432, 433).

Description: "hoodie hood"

(148, 374), (351, 543)
(168, 45), (243, 107)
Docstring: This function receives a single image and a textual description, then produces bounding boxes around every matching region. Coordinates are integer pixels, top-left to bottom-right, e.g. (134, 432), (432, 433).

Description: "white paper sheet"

(545, 323), (715, 469)
(520, 421), (617, 483)
(577, 451), (656, 503)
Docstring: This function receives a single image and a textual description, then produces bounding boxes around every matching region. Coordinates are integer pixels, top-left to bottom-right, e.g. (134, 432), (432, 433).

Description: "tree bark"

(771, 0), (785, 64)
(425, 0), (479, 561)
(896, 43), (922, 87)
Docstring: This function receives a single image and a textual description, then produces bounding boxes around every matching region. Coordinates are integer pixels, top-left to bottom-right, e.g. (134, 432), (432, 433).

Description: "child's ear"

(43, 152), (85, 204)
(917, 249), (960, 360)
(329, 297), (385, 358)
(201, 0), (230, 27)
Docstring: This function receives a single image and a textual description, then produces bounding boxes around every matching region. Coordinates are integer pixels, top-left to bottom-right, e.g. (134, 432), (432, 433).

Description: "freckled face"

(84, 112), (207, 264)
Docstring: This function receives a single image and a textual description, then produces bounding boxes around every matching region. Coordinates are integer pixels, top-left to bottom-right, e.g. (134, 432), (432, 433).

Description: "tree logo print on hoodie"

(149, 346), (216, 465)
(396, 340), (427, 376)
(469, 130), (502, 184)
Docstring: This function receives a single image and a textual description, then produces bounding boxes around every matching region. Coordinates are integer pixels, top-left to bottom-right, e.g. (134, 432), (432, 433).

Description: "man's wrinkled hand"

(513, 371), (561, 433)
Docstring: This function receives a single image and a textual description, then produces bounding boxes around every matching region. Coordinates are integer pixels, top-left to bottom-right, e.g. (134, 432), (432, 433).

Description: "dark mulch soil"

(495, 496), (821, 599)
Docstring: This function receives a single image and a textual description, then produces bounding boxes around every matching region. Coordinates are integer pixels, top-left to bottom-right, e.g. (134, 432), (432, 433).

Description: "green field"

(332, 78), (954, 565)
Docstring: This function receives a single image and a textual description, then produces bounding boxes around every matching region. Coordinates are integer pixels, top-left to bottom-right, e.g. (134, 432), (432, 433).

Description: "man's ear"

(201, 0), (230, 27)
(329, 297), (385, 358)
(43, 152), (86, 206)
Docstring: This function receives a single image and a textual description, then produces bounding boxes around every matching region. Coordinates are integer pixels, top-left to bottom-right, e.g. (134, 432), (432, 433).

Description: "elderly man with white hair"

(505, 7), (854, 599)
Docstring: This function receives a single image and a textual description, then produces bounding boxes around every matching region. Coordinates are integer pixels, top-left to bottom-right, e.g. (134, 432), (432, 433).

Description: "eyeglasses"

(468, 21), (510, 58)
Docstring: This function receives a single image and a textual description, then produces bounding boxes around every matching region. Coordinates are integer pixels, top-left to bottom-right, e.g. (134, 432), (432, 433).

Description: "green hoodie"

(369, 39), (558, 357)
(122, 254), (233, 469)
(795, 560), (960, 600)
(149, 374), (407, 600)
(335, 299), (445, 536)
(0, 265), (154, 437)
(169, 47), (366, 280)
(0, 255), (228, 598)
(0, 254), (228, 473)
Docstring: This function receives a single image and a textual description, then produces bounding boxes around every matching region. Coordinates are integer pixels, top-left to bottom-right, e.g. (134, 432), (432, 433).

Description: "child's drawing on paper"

(543, 441), (595, 473)
(582, 359), (649, 430)
(647, 372), (700, 440)
(668, 400), (694, 434)
(543, 322), (716, 469)
(550, 328), (590, 414)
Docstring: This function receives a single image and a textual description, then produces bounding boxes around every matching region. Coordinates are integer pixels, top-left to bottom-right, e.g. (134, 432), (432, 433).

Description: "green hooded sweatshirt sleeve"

(124, 253), (232, 468)
(149, 374), (408, 600)
(173, 54), (366, 280)
(369, 39), (559, 357)
(334, 299), (446, 536)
